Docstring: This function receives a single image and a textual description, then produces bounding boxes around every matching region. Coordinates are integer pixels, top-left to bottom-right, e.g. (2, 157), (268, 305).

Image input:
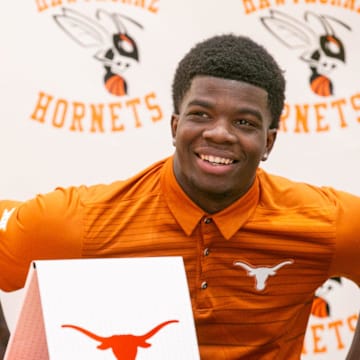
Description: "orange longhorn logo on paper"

(62, 319), (178, 359)
(261, 10), (351, 97)
(53, 7), (143, 96)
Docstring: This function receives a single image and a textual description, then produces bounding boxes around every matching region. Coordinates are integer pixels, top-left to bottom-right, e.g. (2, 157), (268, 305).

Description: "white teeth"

(200, 154), (234, 165)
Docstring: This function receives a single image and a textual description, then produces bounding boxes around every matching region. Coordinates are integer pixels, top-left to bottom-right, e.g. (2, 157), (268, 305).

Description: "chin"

(198, 183), (233, 197)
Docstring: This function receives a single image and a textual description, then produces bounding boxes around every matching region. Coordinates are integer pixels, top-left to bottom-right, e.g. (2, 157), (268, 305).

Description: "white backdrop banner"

(1, 1), (359, 359)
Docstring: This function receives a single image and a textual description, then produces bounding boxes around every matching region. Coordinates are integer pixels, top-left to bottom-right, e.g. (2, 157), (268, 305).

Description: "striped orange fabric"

(1, 156), (360, 359)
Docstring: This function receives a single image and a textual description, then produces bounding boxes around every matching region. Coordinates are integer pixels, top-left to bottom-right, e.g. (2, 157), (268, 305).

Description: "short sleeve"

(0, 187), (83, 291)
(328, 189), (360, 285)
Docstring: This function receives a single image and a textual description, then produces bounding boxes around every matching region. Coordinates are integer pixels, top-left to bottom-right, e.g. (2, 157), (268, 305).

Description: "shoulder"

(74, 157), (168, 205)
(256, 168), (347, 211)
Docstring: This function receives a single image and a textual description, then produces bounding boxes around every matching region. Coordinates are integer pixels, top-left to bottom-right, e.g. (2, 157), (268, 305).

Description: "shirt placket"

(196, 215), (219, 310)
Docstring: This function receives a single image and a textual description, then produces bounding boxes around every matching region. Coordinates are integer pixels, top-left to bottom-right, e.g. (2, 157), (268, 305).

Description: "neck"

(187, 187), (251, 214)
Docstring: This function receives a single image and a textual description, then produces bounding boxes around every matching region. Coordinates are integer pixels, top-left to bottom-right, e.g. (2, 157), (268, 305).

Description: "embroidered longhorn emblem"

(234, 260), (294, 291)
(0, 208), (15, 231)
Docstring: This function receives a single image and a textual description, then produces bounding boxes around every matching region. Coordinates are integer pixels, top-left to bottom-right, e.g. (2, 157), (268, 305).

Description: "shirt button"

(204, 248), (210, 256)
(204, 217), (212, 224)
(201, 281), (208, 289)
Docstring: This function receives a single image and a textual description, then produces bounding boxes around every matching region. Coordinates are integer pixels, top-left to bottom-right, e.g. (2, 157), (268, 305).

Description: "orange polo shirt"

(1, 156), (360, 359)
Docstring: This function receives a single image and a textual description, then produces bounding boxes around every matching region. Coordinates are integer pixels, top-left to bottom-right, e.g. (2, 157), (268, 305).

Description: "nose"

(202, 118), (237, 144)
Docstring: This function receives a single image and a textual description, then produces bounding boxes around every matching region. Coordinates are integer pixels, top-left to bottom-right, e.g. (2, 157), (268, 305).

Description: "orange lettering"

(52, 99), (68, 128)
(145, 92), (163, 123)
(90, 104), (105, 133)
(70, 102), (85, 132)
(109, 103), (125, 132)
(279, 104), (290, 132)
(35, 0), (160, 14)
(294, 104), (310, 133)
(347, 314), (359, 332)
(350, 93), (360, 122)
(134, 0), (145, 6)
(311, 324), (327, 353)
(126, 98), (142, 128)
(259, 0), (271, 9)
(148, 0), (159, 13)
(30, 91), (163, 132)
(35, 0), (49, 11)
(31, 91), (53, 123)
(328, 320), (345, 350)
(343, 0), (356, 10)
(314, 102), (329, 132)
(331, 98), (348, 128)
(242, 0), (257, 14)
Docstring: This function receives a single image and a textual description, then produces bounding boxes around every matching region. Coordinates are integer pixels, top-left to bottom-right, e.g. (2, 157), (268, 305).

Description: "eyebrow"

(187, 99), (212, 109)
(186, 99), (264, 122)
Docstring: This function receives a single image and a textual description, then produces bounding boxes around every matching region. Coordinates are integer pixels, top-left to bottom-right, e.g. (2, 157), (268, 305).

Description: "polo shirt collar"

(161, 156), (260, 240)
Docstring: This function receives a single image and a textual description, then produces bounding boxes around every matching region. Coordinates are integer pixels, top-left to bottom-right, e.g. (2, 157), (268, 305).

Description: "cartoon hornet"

(261, 10), (351, 97)
(62, 319), (178, 359)
(310, 277), (342, 318)
(53, 7), (143, 96)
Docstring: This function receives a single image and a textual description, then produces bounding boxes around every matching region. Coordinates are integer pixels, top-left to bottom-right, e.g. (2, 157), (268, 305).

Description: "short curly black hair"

(171, 34), (286, 129)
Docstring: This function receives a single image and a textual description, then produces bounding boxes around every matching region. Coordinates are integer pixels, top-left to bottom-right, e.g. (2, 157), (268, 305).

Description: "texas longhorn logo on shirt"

(0, 208), (15, 232)
(233, 259), (294, 291)
(62, 319), (179, 359)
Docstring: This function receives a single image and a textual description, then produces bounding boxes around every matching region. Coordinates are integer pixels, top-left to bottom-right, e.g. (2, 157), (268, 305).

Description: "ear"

(171, 114), (179, 147)
(261, 128), (277, 161)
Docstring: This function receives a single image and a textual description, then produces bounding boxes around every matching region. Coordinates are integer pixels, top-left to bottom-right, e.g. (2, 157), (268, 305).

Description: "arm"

(0, 301), (9, 358)
(346, 311), (360, 360)
(326, 189), (360, 359)
(0, 188), (83, 291)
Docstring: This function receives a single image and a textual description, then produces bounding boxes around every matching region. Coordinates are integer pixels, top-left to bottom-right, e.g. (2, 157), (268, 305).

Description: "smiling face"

(171, 76), (277, 213)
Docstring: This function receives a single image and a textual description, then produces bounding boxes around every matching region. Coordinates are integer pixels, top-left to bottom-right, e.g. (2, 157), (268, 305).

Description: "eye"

(119, 35), (134, 53)
(234, 118), (255, 127)
(325, 37), (341, 54)
(187, 111), (210, 120)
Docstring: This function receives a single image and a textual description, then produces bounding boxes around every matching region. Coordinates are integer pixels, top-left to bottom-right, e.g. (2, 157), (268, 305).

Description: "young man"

(1, 34), (359, 359)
